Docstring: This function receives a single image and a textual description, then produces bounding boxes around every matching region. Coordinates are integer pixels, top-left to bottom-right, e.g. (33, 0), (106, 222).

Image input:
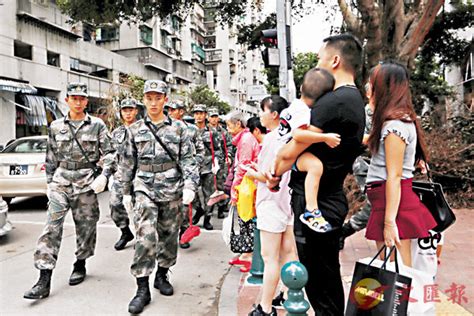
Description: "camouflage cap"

(120, 98), (137, 109)
(67, 82), (88, 97)
(192, 104), (207, 113)
(144, 80), (168, 94)
(167, 101), (185, 110)
(208, 107), (219, 116)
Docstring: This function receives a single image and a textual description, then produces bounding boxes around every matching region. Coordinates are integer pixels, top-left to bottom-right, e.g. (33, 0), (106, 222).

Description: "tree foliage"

(187, 85), (231, 115)
(293, 52), (319, 98)
(237, 13), (276, 50)
(57, 0), (262, 25)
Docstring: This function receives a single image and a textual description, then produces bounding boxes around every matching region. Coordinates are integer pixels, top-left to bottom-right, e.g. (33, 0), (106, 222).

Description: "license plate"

(10, 165), (28, 175)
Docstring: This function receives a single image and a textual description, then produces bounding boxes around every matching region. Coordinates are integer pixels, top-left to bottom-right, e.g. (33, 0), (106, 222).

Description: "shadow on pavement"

(8, 196), (48, 211)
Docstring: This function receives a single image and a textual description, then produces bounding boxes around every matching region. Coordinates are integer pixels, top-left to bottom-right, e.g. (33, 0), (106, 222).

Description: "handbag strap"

(369, 246), (399, 273)
(230, 205), (236, 234)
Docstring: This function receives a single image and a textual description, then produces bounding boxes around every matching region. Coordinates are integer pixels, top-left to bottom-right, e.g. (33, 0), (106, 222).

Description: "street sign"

(247, 85), (268, 102)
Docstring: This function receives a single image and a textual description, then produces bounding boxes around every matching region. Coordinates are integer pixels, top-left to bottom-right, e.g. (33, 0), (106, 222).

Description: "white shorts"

(256, 200), (294, 233)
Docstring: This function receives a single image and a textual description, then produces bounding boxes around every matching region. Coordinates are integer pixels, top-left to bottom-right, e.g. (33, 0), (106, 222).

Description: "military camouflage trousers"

(131, 192), (182, 278)
(34, 185), (99, 270)
(198, 172), (216, 217)
(109, 183), (130, 229)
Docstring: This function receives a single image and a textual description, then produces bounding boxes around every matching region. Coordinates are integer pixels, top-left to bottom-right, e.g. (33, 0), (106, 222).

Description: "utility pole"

(276, 0), (288, 100)
(277, 0), (295, 102)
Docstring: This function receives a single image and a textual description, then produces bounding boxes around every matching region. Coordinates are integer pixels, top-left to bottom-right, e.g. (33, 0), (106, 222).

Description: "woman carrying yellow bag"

(235, 175), (257, 222)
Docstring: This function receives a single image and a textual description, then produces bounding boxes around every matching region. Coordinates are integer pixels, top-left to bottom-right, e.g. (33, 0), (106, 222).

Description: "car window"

(3, 139), (47, 153)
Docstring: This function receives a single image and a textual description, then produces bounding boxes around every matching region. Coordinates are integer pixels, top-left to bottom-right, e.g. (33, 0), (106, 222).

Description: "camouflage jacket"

(171, 119), (205, 168)
(116, 115), (199, 201)
(45, 113), (114, 193)
(197, 125), (223, 175)
(110, 125), (129, 175)
(210, 125), (234, 170)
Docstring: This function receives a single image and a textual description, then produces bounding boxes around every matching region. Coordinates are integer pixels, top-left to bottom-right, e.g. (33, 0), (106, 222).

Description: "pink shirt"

(230, 128), (260, 203)
(255, 129), (291, 216)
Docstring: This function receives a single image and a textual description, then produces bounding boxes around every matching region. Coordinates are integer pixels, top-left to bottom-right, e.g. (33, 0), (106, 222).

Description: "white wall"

(0, 92), (16, 146)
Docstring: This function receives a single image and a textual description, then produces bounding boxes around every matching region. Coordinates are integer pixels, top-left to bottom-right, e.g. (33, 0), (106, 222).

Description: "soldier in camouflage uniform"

(191, 104), (223, 231)
(115, 80), (199, 314)
(109, 98), (139, 251)
(168, 101), (205, 249)
(24, 83), (114, 300)
(207, 107), (234, 218)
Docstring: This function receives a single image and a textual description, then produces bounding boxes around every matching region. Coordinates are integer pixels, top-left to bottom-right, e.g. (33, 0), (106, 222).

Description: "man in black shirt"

(270, 34), (365, 315)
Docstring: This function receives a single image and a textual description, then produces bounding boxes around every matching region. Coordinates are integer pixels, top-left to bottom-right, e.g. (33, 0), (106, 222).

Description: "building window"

(14, 41), (32, 60)
(47, 51), (60, 67)
(140, 25), (153, 46)
(96, 26), (119, 42)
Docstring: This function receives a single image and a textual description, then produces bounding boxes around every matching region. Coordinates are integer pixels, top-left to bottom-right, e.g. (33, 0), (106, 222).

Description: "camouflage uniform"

(115, 115), (199, 277)
(175, 119), (205, 233)
(34, 113), (114, 270)
(195, 123), (223, 218)
(109, 125), (131, 229)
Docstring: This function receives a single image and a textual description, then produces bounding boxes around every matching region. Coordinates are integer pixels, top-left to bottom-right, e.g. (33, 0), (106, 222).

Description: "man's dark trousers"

(292, 192), (345, 316)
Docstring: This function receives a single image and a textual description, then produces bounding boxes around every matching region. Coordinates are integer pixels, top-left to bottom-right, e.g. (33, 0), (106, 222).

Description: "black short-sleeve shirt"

(289, 85), (365, 226)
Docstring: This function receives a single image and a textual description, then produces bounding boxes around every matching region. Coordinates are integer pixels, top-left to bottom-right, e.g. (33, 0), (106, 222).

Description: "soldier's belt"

(59, 161), (97, 170)
(139, 162), (177, 173)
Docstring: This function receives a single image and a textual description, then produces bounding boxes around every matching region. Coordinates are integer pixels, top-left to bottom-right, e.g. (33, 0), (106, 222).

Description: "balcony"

(115, 47), (173, 74)
(205, 49), (222, 64)
(229, 49), (235, 63)
(173, 60), (193, 83)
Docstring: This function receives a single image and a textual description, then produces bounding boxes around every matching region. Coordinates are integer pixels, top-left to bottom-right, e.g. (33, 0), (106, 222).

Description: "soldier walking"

(24, 83), (114, 299)
(115, 80), (199, 314)
(109, 98), (139, 250)
(168, 101), (204, 249)
(192, 104), (223, 231)
(207, 107), (233, 218)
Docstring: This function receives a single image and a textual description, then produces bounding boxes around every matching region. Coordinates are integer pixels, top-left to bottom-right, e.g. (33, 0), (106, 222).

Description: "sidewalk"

(231, 208), (473, 315)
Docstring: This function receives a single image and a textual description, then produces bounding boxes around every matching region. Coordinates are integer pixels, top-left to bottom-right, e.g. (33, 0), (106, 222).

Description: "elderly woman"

(226, 111), (260, 272)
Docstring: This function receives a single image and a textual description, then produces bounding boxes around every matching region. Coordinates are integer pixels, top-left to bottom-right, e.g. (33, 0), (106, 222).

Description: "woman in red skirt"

(364, 62), (437, 267)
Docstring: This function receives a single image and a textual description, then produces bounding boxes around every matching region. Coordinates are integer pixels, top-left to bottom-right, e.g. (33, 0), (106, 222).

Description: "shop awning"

(0, 79), (37, 94)
(22, 95), (48, 126)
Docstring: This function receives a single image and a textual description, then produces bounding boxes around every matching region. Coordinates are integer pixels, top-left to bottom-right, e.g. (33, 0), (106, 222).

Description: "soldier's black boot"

(24, 269), (52, 299)
(154, 267), (174, 296)
(217, 207), (225, 219)
(203, 215), (214, 231)
(114, 226), (134, 251)
(339, 222), (356, 250)
(192, 206), (205, 225)
(69, 259), (86, 286)
(128, 276), (151, 314)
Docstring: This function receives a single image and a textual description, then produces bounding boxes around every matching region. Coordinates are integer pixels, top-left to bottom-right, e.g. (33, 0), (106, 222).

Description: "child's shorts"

(257, 200), (293, 233)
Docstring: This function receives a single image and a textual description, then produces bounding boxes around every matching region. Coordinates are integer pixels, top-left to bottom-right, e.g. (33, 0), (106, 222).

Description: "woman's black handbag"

(229, 206), (255, 253)
(412, 166), (456, 232)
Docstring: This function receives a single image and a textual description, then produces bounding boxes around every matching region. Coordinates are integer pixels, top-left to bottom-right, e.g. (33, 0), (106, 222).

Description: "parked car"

(0, 197), (12, 236)
(0, 136), (48, 205)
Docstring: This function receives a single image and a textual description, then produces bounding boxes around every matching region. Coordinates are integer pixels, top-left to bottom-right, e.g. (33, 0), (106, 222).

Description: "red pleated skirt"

(365, 178), (437, 241)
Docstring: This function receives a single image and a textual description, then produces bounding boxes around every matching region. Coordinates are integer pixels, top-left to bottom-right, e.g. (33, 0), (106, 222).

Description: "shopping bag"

(221, 205), (233, 246)
(235, 175), (256, 222)
(346, 246), (412, 316)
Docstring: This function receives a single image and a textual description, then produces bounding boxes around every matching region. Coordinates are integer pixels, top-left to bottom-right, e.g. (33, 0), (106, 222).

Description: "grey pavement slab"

(1, 193), (235, 315)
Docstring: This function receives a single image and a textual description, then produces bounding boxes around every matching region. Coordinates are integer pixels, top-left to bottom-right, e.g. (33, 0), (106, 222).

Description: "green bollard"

(281, 261), (310, 316)
(247, 218), (264, 284)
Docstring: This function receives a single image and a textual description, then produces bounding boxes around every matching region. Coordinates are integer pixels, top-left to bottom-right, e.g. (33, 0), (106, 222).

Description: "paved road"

(0, 193), (234, 315)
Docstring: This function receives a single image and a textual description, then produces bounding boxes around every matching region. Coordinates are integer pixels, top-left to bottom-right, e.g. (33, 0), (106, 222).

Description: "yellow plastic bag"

(235, 175), (257, 222)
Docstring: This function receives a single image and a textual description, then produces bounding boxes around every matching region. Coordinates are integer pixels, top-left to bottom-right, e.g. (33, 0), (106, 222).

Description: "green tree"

(293, 52), (319, 98)
(57, 0), (259, 25)
(262, 52), (318, 98)
(187, 85), (231, 115)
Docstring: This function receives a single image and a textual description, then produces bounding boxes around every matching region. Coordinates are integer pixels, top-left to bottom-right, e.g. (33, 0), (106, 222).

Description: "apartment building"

(0, 0), (266, 145)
